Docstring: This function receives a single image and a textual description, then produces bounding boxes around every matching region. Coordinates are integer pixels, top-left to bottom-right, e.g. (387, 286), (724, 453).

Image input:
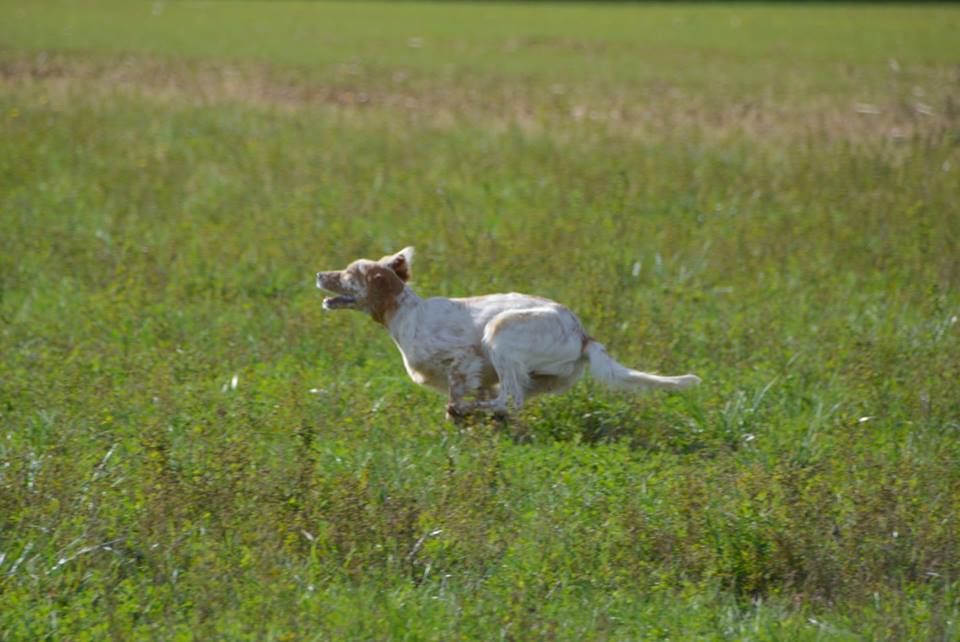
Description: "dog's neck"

(383, 286), (422, 339)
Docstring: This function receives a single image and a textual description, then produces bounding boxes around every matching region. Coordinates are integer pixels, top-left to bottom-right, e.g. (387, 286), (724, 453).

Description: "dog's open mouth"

(317, 270), (359, 310)
(322, 295), (357, 310)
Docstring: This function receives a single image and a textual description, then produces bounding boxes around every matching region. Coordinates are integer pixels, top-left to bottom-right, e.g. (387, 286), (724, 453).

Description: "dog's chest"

(394, 338), (483, 392)
(401, 355), (448, 390)
(387, 299), (488, 390)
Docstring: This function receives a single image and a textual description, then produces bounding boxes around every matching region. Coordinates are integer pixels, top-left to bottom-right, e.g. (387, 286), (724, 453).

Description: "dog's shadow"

(447, 412), (534, 445)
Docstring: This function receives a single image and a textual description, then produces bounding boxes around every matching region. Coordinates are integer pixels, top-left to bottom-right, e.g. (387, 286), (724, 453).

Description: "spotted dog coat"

(317, 248), (700, 419)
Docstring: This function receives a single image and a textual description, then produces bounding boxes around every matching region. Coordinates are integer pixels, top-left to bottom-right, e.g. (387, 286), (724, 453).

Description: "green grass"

(2, 1), (959, 639)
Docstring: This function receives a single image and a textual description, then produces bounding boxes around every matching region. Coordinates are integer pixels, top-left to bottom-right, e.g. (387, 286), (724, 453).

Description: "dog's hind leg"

(478, 308), (577, 414)
(480, 353), (527, 417)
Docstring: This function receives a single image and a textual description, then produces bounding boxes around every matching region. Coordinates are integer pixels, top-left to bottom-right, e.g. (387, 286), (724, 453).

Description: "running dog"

(317, 247), (700, 420)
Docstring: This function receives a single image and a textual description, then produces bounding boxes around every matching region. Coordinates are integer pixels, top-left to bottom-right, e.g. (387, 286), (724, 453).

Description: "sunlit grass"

(1, 1), (959, 639)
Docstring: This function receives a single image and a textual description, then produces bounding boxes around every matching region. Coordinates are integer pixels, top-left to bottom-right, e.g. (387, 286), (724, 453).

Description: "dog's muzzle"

(317, 271), (358, 310)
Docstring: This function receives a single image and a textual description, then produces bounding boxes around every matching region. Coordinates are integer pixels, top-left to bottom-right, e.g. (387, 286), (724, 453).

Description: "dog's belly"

(401, 350), (499, 393)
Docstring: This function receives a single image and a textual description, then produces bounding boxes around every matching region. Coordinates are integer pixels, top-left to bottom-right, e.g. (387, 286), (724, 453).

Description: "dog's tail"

(584, 340), (701, 392)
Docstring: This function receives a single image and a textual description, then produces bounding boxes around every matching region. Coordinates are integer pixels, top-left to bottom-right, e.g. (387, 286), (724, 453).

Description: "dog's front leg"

(445, 370), (473, 423)
(444, 357), (482, 423)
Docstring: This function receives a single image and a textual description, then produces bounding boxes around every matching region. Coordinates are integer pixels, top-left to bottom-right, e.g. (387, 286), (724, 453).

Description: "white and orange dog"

(317, 247), (700, 420)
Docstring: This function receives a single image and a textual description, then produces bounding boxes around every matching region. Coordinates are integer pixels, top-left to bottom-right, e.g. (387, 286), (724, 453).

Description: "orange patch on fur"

(581, 334), (593, 354)
(365, 265), (405, 326)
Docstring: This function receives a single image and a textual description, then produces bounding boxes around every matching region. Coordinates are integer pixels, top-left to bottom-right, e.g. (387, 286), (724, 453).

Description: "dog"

(317, 247), (700, 420)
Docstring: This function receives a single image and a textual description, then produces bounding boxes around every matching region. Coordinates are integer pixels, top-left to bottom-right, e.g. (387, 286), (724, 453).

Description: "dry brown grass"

(3, 51), (957, 145)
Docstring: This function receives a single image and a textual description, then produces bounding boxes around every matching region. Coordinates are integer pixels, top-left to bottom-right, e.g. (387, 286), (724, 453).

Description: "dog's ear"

(380, 246), (414, 282)
(365, 265), (405, 325)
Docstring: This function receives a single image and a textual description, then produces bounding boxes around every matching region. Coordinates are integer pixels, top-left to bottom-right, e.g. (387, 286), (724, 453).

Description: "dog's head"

(316, 247), (413, 325)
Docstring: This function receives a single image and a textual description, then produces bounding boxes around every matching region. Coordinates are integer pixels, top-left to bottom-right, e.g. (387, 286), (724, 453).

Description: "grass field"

(2, 1), (960, 639)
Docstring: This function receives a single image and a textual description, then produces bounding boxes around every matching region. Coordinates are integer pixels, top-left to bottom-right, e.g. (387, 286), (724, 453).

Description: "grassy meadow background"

(2, 0), (959, 639)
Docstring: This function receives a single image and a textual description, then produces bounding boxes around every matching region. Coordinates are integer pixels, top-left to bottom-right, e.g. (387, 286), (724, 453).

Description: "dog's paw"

(446, 402), (468, 422)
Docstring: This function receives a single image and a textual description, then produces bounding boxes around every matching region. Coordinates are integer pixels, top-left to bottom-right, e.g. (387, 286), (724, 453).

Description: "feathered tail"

(584, 341), (700, 391)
